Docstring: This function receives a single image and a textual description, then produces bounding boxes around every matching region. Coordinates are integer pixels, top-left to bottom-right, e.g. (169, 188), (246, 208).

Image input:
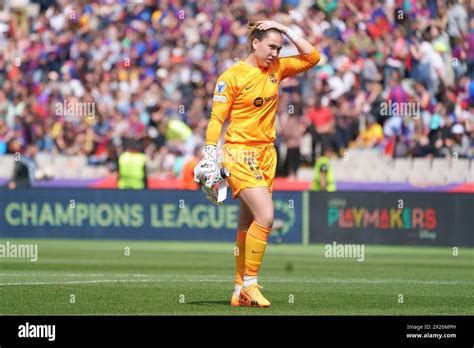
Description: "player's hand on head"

(256, 21), (287, 33)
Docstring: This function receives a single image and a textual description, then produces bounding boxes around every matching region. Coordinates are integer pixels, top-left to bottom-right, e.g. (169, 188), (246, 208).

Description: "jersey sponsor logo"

(269, 74), (277, 84)
(254, 93), (278, 107)
(213, 95), (228, 103)
(264, 94), (277, 102)
(215, 80), (226, 94)
(254, 97), (264, 107)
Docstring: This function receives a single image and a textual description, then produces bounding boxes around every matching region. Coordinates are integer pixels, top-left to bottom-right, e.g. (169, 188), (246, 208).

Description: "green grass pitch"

(0, 239), (472, 315)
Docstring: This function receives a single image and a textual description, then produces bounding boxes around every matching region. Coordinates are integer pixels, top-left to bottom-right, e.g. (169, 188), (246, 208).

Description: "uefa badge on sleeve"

(216, 81), (226, 94)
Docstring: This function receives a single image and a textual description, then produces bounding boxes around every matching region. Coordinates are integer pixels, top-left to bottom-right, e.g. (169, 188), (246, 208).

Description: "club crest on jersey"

(215, 81), (226, 94)
(269, 74), (277, 84)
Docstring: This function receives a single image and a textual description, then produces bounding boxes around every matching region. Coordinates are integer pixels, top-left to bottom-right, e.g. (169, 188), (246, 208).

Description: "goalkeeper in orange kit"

(194, 19), (320, 307)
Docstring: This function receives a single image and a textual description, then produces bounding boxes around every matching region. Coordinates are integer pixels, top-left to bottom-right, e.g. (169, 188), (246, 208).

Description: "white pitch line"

(0, 279), (155, 286)
(0, 273), (225, 279)
(0, 276), (472, 287)
(0, 273), (199, 277)
(3, 272), (470, 285)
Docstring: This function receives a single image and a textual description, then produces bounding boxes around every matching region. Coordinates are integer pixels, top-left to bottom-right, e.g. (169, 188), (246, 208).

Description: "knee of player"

(255, 212), (274, 229)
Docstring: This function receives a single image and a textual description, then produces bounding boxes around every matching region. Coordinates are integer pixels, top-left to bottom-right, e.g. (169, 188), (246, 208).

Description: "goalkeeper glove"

(193, 144), (218, 185)
(200, 168), (231, 205)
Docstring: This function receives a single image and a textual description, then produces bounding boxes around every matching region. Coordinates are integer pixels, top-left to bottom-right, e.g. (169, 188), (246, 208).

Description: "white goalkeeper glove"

(193, 144), (218, 186)
(199, 168), (231, 206)
(193, 145), (231, 205)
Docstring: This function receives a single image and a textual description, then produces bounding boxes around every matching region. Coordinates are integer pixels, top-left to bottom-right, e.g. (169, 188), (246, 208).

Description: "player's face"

(253, 32), (282, 68)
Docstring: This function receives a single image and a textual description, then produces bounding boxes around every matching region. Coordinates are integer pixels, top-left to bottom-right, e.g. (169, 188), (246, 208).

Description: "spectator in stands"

(410, 28), (447, 96)
(447, 0), (469, 44)
(154, 145), (177, 179)
(0, 119), (13, 154)
(280, 112), (306, 180)
(361, 50), (382, 92)
(8, 143), (38, 189)
(426, 126), (445, 158)
(467, 18), (474, 79)
(181, 147), (200, 190)
(355, 115), (383, 148)
(0, 90), (15, 127)
(334, 93), (359, 152)
(446, 124), (471, 158)
(363, 82), (385, 126)
(158, 119), (195, 156)
(306, 96), (335, 161)
(310, 149), (336, 192)
(33, 123), (54, 152)
(383, 27), (408, 86)
(413, 80), (434, 128)
(117, 141), (147, 190)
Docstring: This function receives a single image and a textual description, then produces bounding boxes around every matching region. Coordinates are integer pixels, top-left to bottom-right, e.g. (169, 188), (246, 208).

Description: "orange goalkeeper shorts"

(222, 143), (277, 199)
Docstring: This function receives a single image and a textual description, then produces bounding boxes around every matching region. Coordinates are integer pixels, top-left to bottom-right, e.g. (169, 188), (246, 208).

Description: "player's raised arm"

(256, 20), (314, 55)
(256, 20), (320, 79)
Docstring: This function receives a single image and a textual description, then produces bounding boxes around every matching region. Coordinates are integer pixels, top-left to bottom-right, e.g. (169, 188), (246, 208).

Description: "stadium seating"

(296, 149), (472, 184)
(2, 149), (470, 184)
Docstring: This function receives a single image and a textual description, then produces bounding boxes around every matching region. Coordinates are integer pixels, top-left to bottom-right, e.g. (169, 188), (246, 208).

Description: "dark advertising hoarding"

(0, 188), (303, 243)
(309, 192), (473, 246)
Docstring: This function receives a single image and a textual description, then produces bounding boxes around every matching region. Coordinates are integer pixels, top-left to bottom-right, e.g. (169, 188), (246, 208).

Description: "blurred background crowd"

(0, 0), (473, 182)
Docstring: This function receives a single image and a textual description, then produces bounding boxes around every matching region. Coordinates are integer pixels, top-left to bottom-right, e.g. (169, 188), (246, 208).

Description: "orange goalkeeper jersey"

(207, 48), (320, 146)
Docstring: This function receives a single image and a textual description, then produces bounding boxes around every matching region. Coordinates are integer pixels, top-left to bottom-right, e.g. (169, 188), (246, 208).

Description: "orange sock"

(244, 221), (271, 277)
(234, 230), (247, 286)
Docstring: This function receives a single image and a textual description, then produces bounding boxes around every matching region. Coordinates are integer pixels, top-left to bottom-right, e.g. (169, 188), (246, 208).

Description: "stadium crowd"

(0, 0), (473, 180)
